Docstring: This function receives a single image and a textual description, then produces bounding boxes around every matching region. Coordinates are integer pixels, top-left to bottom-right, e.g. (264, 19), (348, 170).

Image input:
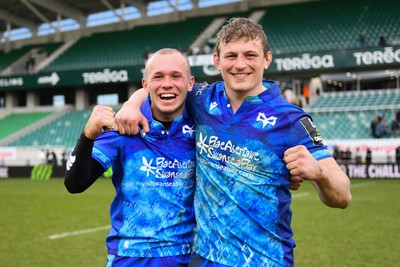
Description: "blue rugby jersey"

(92, 97), (196, 258)
(186, 80), (332, 267)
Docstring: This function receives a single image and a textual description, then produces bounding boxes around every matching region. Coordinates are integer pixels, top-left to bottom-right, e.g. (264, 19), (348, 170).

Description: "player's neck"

(154, 118), (173, 131)
(225, 85), (266, 113)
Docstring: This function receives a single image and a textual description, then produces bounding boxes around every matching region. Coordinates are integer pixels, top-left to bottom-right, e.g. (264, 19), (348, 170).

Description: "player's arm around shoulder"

(284, 145), (352, 209)
(114, 89), (150, 135)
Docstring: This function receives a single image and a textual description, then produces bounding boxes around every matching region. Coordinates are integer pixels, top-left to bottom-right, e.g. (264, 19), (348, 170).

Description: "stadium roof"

(0, 0), (208, 39)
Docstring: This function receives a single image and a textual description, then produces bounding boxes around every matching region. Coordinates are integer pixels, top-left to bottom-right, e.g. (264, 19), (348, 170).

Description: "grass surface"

(0, 178), (113, 267)
(292, 179), (400, 267)
(0, 178), (399, 266)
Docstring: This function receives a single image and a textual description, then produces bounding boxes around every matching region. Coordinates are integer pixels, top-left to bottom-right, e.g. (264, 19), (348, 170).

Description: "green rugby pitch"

(0, 178), (398, 267)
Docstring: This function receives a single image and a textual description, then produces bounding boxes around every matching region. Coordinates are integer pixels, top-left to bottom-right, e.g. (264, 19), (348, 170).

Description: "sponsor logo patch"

(300, 117), (323, 145)
(256, 112), (277, 128)
(210, 102), (219, 111)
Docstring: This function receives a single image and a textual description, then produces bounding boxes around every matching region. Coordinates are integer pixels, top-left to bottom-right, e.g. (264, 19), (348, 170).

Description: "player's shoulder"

(96, 129), (130, 144)
(271, 95), (308, 118)
(192, 81), (223, 95)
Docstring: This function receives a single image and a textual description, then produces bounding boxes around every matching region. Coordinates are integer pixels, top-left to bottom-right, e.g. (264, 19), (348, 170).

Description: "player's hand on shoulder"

(114, 101), (150, 135)
(84, 105), (116, 140)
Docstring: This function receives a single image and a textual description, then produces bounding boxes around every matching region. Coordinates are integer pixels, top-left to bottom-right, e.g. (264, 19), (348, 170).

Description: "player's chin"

(159, 104), (183, 116)
(229, 76), (252, 86)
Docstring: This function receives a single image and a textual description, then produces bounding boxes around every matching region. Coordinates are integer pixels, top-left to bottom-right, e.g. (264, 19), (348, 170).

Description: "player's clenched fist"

(283, 145), (322, 182)
(84, 105), (116, 140)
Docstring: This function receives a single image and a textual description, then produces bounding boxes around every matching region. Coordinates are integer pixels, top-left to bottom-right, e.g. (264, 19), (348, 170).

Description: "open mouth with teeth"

(160, 93), (177, 100)
(233, 73), (249, 77)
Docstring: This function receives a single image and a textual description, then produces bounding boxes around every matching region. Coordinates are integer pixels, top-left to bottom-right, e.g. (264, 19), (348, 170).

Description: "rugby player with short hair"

(65, 48), (196, 267)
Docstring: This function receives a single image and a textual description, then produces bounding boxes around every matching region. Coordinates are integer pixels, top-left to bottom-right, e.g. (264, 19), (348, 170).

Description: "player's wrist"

(82, 128), (97, 141)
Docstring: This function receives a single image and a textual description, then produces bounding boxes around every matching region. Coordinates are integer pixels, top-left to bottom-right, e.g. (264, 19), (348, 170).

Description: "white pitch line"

(48, 225), (110, 240)
(351, 181), (375, 189)
(292, 192), (310, 198)
(49, 183), (371, 240)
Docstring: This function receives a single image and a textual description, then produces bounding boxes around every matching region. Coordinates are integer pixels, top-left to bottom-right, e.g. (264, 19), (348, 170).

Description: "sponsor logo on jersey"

(182, 125), (195, 138)
(210, 102), (219, 111)
(300, 117), (324, 145)
(139, 156), (195, 180)
(195, 83), (208, 96)
(256, 112), (277, 128)
(139, 157), (158, 177)
(196, 132), (260, 175)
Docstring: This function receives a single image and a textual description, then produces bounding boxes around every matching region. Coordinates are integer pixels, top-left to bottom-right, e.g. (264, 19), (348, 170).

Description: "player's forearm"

(64, 132), (104, 193)
(312, 160), (352, 208)
(126, 88), (147, 106)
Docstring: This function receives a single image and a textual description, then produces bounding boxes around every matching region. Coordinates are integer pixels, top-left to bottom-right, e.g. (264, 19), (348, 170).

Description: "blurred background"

(1, 2), (399, 266)
(0, 0), (399, 176)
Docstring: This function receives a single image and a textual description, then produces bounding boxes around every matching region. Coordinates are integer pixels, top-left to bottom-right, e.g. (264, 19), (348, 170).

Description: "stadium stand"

(2, 0), (398, 74)
(42, 12), (251, 72)
(42, 16), (212, 71)
(309, 89), (400, 110)
(7, 109), (91, 148)
(310, 109), (396, 140)
(0, 42), (63, 75)
(0, 112), (52, 141)
(260, 0), (400, 54)
(308, 89), (400, 139)
(1, 0), (400, 166)
(18, 0), (396, 76)
(0, 46), (32, 72)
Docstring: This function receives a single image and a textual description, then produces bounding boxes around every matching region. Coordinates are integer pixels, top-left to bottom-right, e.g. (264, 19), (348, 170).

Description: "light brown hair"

(215, 17), (270, 56)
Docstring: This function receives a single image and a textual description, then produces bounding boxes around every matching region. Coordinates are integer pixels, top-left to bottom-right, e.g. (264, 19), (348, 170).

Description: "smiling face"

(213, 18), (273, 109)
(142, 49), (194, 122)
(213, 37), (272, 100)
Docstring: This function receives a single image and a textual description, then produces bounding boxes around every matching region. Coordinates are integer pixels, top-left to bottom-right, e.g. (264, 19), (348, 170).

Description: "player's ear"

(213, 52), (221, 71)
(187, 76), (195, 92)
(264, 51), (273, 69)
(142, 78), (149, 92)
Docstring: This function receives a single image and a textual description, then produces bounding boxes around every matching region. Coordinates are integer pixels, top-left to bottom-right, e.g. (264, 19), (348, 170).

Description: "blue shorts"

(106, 254), (190, 267)
(188, 253), (229, 267)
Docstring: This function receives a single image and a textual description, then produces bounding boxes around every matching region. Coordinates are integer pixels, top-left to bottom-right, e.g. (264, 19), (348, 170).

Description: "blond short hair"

(144, 48), (191, 79)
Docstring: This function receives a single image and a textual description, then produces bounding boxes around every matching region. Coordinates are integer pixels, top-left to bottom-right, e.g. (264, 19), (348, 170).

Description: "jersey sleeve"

(64, 131), (106, 193)
(186, 82), (209, 115)
(91, 130), (122, 170)
(290, 114), (332, 160)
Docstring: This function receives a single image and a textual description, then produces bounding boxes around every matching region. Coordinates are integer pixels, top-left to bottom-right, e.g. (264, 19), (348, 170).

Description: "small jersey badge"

(300, 117), (324, 145)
